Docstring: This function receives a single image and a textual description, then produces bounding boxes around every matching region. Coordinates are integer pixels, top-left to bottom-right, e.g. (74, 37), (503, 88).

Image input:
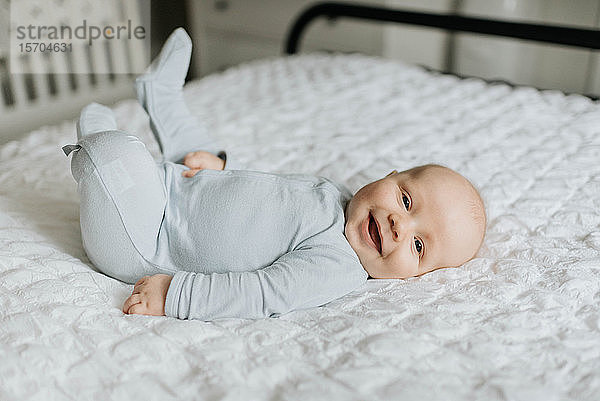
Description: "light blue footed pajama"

(63, 29), (367, 321)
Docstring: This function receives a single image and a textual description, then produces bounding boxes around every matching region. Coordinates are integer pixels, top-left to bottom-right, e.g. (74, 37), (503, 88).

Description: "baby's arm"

(163, 244), (367, 320)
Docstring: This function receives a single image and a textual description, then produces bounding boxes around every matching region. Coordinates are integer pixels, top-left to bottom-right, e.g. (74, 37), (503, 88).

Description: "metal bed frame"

(284, 1), (600, 100)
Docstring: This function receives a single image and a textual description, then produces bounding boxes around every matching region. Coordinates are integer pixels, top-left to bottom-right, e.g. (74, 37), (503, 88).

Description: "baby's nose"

(389, 214), (408, 241)
(388, 213), (411, 242)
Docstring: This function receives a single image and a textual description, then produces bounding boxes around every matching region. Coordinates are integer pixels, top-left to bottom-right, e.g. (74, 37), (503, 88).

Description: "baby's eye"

(414, 238), (423, 255)
(402, 194), (410, 210)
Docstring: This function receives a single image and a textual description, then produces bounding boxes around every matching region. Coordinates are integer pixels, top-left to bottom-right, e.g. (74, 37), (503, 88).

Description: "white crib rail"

(0, 0), (148, 145)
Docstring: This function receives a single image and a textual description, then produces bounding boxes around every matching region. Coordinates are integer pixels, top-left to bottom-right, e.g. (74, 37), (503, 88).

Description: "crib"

(0, 0), (148, 144)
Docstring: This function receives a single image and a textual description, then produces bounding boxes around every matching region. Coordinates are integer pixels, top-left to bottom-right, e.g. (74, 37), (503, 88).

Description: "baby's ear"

(385, 170), (398, 177)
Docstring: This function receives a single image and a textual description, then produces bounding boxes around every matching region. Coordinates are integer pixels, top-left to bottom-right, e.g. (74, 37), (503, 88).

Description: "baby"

(63, 29), (485, 321)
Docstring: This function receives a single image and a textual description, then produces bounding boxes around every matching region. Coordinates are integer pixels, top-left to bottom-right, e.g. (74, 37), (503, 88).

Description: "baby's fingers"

(127, 303), (149, 315)
(182, 169), (201, 178)
(134, 276), (148, 287)
(122, 293), (141, 314)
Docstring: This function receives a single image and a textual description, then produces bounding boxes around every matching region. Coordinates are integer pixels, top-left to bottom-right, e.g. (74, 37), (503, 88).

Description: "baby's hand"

(182, 151), (225, 177)
(122, 274), (173, 316)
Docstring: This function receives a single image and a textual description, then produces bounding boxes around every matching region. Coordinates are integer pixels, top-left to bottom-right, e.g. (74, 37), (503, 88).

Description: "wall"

(187, 0), (600, 97)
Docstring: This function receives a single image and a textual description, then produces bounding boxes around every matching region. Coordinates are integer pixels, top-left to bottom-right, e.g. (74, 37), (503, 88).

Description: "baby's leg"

(64, 103), (176, 284)
(135, 28), (222, 164)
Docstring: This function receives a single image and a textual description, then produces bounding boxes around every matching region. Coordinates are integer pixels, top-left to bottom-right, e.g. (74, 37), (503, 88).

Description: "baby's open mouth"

(368, 212), (382, 254)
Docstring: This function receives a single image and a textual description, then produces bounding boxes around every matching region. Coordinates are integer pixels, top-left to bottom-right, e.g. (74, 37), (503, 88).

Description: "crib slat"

(122, 0), (148, 73)
(70, 41), (93, 95)
(111, 36), (130, 74)
(91, 38), (108, 75)
(31, 54), (50, 103)
(11, 58), (30, 109)
(50, 52), (74, 100)
(70, 41), (90, 75)
(89, 40), (111, 88)
(0, 55), (8, 112)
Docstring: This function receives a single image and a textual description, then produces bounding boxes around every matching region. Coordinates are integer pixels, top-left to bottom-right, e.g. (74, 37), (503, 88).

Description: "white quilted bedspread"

(1, 53), (599, 401)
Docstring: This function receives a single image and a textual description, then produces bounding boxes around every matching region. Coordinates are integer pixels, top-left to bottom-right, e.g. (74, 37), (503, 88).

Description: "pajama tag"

(100, 159), (135, 195)
(61, 144), (81, 156)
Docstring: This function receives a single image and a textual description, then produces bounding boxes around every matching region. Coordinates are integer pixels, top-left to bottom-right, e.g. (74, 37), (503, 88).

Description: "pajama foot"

(134, 27), (192, 107)
(76, 102), (118, 140)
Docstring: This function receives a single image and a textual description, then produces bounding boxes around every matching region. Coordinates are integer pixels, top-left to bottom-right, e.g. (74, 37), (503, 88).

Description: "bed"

(1, 3), (600, 400)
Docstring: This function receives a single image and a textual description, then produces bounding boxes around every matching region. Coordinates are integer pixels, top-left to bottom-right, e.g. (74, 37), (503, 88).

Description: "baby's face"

(344, 165), (485, 279)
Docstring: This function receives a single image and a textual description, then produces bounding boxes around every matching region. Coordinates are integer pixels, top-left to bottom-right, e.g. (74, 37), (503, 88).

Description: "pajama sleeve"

(164, 244), (368, 320)
(217, 151), (245, 171)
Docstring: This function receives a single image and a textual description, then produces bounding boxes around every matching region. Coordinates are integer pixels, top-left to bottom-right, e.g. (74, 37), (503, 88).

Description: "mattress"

(1, 52), (599, 400)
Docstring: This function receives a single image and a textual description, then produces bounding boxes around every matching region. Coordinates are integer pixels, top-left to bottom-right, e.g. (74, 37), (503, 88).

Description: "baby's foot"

(76, 102), (117, 140)
(132, 27), (215, 163)
(135, 27), (192, 107)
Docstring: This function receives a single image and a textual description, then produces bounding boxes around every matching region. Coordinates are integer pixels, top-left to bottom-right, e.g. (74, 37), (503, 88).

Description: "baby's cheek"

(385, 255), (419, 279)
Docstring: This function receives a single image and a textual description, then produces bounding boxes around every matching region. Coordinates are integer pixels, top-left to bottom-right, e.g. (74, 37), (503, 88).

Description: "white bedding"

(1, 52), (599, 400)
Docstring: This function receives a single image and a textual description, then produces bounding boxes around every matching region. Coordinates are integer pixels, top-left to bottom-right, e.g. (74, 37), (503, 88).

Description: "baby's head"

(344, 164), (486, 279)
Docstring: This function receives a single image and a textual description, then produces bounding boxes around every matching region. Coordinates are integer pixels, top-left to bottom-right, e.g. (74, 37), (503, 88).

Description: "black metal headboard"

(283, 2), (600, 99)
